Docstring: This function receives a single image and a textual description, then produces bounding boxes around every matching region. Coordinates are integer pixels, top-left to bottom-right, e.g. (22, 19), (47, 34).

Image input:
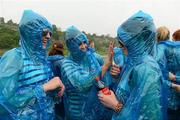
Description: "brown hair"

(49, 41), (64, 56)
(156, 26), (170, 42)
(172, 29), (180, 41)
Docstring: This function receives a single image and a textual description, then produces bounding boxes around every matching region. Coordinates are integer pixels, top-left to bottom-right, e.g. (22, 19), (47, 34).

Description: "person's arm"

(43, 77), (65, 96)
(60, 58), (100, 92)
(98, 90), (123, 113)
(168, 72), (176, 81)
(0, 49), (64, 109)
(0, 49), (35, 108)
(172, 83), (180, 92)
(168, 72), (180, 84)
(101, 41), (114, 77)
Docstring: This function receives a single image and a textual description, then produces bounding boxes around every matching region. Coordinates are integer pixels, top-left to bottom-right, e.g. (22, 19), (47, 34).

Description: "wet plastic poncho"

(157, 41), (180, 111)
(112, 11), (165, 120)
(0, 10), (55, 120)
(55, 26), (112, 120)
(157, 41), (180, 83)
(107, 47), (127, 91)
(162, 41), (180, 84)
(113, 47), (127, 68)
(48, 55), (64, 78)
(156, 42), (169, 80)
(47, 55), (65, 120)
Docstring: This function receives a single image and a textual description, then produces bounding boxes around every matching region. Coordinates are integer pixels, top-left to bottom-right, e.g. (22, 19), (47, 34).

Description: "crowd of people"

(0, 10), (179, 120)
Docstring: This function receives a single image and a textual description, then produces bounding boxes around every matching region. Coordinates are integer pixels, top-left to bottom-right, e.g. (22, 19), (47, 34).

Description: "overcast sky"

(0, 0), (179, 37)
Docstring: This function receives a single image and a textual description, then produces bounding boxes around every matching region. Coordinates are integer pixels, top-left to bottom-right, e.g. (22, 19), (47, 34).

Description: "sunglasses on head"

(42, 29), (52, 37)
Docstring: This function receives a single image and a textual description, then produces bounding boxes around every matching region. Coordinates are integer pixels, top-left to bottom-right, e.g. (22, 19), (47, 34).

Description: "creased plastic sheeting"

(113, 47), (126, 67)
(156, 42), (169, 80)
(48, 55), (64, 78)
(55, 26), (112, 120)
(0, 10), (55, 120)
(19, 10), (52, 64)
(65, 26), (89, 61)
(93, 52), (104, 66)
(159, 41), (180, 110)
(0, 49), (54, 120)
(58, 53), (112, 120)
(48, 55), (65, 120)
(106, 47), (127, 91)
(113, 11), (165, 120)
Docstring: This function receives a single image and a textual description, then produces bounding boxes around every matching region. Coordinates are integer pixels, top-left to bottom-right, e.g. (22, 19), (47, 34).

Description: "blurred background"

(0, 0), (179, 55)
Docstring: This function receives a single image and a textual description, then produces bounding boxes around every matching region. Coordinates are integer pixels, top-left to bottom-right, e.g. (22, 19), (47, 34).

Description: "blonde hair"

(156, 26), (170, 42)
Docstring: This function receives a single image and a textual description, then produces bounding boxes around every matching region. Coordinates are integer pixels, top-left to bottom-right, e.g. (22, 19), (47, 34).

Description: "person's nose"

(46, 33), (51, 40)
(82, 43), (87, 49)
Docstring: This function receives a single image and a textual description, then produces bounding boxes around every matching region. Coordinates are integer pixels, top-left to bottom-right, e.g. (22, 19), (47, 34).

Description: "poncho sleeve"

(0, 49), (46, 113)
(113, 61), (164, 120)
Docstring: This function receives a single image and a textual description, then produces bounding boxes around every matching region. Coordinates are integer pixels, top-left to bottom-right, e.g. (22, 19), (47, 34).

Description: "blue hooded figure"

(159, 41), (180, 84)
(111, 11), (165, 120)
(55, 26), (113, 120)
(0, 10), (59, 119)
(157, 40), (180, 119)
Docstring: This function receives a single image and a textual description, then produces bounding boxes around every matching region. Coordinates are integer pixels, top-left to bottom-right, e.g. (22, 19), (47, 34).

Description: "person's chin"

(43, 45), (46, 49)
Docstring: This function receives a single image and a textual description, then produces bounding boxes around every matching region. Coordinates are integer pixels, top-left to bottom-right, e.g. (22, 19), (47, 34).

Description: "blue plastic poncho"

(113, 47), (126, 68)
(105, 47), (127, 91)
(156, 42), (169, 80)
(55, 26), (112, 120)
(157, 41), (180, 111)
(157, 41), (180, 83)
(47, 55), (65, 120)
(0, 10), (56, 120)
(162, 41), (180, 84)
(156, 41), (171, 110)
(48, 55), (64, 78)
(112, 11), (165, 120)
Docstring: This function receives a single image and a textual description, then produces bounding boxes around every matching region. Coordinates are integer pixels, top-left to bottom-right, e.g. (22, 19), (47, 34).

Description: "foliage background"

(0, 17), (118, 56)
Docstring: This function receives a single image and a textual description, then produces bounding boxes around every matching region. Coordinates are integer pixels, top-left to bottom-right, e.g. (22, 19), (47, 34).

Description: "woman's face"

(79, 42), (88, 52)
(42, 29), (52, 49)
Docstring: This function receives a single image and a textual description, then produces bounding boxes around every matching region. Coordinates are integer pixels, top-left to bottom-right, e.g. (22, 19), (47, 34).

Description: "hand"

(172, 83), (180, 92)
(43, 77), (65, 96)
(169, 72), (176, 81)
(110, 64), (121, 77)
(98, 90), (122, 111)
(107, 41), (114, 64)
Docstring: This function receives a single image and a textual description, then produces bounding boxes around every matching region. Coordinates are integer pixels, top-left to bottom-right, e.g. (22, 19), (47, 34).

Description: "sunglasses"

(75, 33), (88, 46)
(118, 40), (125, 48)
(42, 29), (52, 37)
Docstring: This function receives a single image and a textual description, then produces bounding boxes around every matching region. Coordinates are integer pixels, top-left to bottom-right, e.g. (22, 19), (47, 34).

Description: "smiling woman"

(42, 29), (52, 49)
(0, 10), (65, 120)
(79, 42), (88, 52)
